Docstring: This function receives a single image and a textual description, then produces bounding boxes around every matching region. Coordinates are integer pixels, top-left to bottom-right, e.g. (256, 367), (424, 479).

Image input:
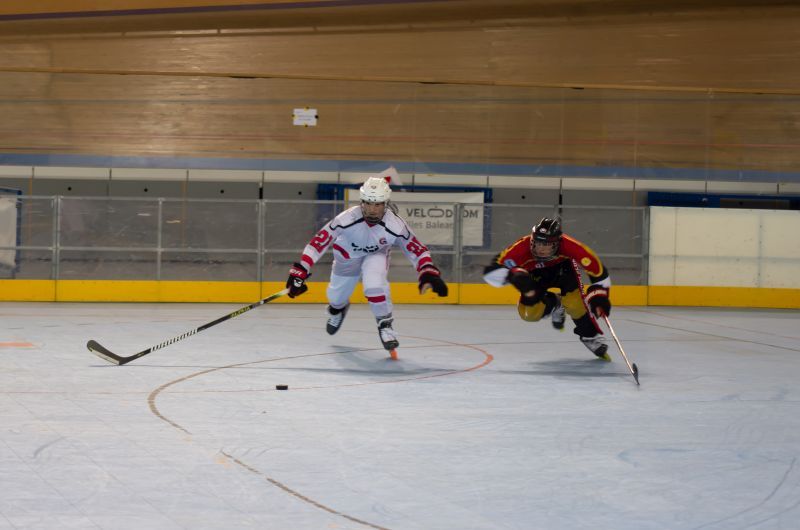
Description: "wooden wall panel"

(0, 1), (799, 178)
(4, 6), (800, 92)
(0, 0), (336, 16)
(1, 70), (799, 175)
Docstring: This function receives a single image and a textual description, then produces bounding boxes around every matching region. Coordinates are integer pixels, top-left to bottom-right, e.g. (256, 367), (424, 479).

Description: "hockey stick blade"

(86, 288), (289, 366)
(87, 339), (127, 365)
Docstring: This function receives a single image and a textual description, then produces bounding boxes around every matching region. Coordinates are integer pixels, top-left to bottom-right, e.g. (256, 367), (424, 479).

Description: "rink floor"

(1, 302), (799, 530)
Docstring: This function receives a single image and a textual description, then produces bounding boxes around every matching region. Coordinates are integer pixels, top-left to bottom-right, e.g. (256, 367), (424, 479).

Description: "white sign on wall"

(292, 108), (318, 127)
(347, 190), (485, 246)
(0, 197), (17, 269)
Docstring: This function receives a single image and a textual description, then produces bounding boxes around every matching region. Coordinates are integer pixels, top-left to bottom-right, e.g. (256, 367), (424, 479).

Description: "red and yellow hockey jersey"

(484, 234), (610, 288)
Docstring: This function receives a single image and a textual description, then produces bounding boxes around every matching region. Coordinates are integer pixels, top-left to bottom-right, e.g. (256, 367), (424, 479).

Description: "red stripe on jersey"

(366, 295), (386, 303)
(416, 256), (433, 271)
(570, 259), (602, 334)
(332, 244), (351, 259)
(300, 255), (314, 269)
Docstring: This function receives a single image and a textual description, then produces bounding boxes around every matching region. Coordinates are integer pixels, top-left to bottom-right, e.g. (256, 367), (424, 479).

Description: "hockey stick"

(87, 288), (290, 366)
(557, 177), (563, 220)
(602, 315), (640, 385)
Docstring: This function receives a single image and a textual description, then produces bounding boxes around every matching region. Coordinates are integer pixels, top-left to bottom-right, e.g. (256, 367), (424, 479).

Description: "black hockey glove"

(508, 268), (541, 306)
(418, 265), (448, 297)
(507, 267), (535, 294)
(585, 285), (611, 317)
(286, 262), (310, 298)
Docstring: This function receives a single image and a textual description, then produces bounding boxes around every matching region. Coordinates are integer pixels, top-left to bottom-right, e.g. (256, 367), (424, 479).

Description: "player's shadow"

(262, 345), (444, 378)
(503, 358), (622, 379)
(334, 345), (446, 376)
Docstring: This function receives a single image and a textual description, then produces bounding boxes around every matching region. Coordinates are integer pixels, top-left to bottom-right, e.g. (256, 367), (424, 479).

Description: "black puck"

(275, 384), (288, 390)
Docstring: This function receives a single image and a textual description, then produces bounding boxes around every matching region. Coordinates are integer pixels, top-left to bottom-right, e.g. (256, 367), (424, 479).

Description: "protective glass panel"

(59, 197), (158, 248)
(10, 250), (53, 280)
(262, 250), (333, 282)
(19, 197), (56, 248)
(388, 252), (455, 284)
(9, 197), (647, 285)
(161, 199), (259, 250)
(463, 204), (647, 286)
(160, 251), (259, 281)
(263, 200), (343, 250)
(58, 250), (157, 280)
(262, 201), (343, 280)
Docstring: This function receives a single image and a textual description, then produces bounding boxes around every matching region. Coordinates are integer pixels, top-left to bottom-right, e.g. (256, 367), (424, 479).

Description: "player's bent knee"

(517, 302), (545, 322)
(562, 289), (588, 319)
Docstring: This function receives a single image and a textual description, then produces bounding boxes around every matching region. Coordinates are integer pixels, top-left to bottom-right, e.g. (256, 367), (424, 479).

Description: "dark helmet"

(531, 217), (562, 258)
(532, 217), (562, 243)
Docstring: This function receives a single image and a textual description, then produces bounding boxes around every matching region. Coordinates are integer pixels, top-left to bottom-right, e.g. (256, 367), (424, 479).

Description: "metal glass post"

(642, 207), (650, 285)
(156, 198), (163, 281)
(453, 203), (463, 285)
(257, 200), (265, 285)
(52, 196), (60, 281)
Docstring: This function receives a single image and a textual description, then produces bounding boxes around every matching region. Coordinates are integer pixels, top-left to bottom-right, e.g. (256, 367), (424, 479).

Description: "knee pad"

(517, 301), (546, 322)
(562, 289), (588, 320)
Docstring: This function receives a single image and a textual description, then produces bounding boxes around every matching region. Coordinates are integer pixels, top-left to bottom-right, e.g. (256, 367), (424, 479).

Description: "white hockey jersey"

(299, 206), (434, 273)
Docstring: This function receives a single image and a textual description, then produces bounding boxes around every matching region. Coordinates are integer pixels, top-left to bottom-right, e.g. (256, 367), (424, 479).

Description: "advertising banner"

(347, 190), (485, 246)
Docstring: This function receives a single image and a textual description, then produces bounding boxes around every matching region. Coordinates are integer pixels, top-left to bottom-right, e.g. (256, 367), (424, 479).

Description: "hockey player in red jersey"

(286, 175), (449, 355)
(483, 217), (612, 360)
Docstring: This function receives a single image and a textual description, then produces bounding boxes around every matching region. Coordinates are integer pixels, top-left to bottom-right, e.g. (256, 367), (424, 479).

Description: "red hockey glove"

(286, 262), (310, 298)
(585, 285), (611, 317)
(418, 265), (448, 297)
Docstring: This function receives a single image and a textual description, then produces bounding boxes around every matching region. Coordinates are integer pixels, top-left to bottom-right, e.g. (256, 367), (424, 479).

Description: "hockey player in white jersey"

(286, 176), (449, 356)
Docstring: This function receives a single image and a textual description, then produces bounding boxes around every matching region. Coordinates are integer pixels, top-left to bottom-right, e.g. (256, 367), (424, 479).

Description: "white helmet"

(359, 176), (392, 203)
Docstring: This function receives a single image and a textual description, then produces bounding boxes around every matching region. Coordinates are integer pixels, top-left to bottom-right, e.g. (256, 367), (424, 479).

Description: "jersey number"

(309, 229), (333, 252)
(406, 237), (427, 257)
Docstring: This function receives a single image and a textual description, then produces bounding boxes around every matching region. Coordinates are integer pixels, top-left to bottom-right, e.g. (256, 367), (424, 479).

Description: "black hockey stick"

(87, 288), (290, 365)
(602, 315), (639, 385)
(557, 177), (563, 220)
